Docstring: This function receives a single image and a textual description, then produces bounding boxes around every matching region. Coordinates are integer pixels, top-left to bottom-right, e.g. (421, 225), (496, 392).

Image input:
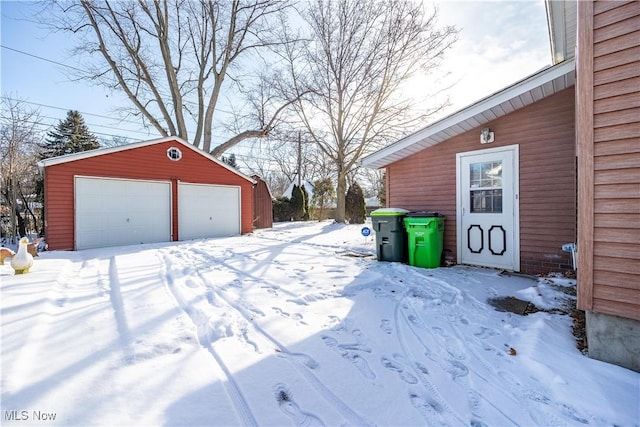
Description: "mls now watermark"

(5, 410), (57, 422)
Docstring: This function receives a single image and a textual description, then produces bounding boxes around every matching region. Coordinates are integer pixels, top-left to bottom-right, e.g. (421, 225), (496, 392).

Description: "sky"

(0, 1), (551, 163)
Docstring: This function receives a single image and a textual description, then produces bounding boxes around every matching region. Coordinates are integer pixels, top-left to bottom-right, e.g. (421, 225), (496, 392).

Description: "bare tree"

(287, 0), (457, 222)
(0, 97), (43, 239)
(45, 0), (303, 155)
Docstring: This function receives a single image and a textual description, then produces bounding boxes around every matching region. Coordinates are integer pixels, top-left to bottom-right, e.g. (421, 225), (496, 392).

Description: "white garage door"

(178, 183), (241, 241)
(75, 177), (172, 250)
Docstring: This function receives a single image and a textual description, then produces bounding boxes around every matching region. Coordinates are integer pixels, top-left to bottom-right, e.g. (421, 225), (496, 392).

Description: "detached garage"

(38, 137), (255, 250)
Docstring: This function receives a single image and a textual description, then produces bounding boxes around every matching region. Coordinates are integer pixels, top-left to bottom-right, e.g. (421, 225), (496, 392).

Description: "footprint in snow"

(380, 319), (393, 335)
(409, 389), (444, 424)
(273, 307), (290, 318)
(321, 335), (376, 380)
(292, 313), (307, 325)
(274, 383), (325, 427)
(474, 326), (500, 339)
(380, 355), (418, 384)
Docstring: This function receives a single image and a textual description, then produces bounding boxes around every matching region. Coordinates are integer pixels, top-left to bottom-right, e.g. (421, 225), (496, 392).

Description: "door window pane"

(469, 160), (503, 213)
(470, 161), (502, 188)
(470, 189), (502, 213)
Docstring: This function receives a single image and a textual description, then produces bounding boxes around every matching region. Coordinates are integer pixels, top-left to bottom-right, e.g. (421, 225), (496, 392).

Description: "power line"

(3, 97), (149, 128)
(2, 44), (237, 115)
(3, 97), (228, 142)
(1, 44), (85, 73)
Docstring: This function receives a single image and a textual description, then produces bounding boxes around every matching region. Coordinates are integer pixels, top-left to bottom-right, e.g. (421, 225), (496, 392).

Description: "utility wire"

(1, 44), (85, 73)
(1, 44), (237, 115)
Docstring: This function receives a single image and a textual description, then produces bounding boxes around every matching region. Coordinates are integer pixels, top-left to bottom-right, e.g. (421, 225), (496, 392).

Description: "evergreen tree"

(300, 183), (310, 221)
(345, 182), (366, 224)
(222, 153), (238, 168)
(41, 110), (100, 158)
(290, 184), (306, 221)
(272, 196), (292, 222)
(377, 172), (387, 207)
(312, 178), (335, 221)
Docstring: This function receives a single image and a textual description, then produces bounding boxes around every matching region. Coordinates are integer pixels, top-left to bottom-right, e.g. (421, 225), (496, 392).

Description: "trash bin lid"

(371, 208), (410, 216)
(406, 211), (444, 218)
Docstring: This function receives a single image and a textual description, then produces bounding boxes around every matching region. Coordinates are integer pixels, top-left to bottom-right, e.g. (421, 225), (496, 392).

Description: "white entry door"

(178, 183), (241, 241)
(75, 177), (172, 250)
(457, 145), (519, 271)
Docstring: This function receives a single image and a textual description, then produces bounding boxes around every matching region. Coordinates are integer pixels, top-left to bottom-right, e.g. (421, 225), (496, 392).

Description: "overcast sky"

(0, 1), (551, 150)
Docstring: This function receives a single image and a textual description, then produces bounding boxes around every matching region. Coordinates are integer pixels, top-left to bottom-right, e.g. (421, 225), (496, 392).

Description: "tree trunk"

(335, 172), (347, 223)
(15, 206), (27, 238)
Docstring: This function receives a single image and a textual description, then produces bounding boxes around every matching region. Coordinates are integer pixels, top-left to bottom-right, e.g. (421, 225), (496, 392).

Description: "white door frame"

(456, 144), (520, 271)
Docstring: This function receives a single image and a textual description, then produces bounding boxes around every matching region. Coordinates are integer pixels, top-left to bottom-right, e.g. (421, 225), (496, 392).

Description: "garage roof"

(37, 136), (256, 184)
(360, 59), (575, 169)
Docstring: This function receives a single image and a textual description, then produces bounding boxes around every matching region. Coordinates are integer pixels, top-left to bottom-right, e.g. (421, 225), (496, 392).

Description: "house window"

(470, 161), (502, 213)
(167, 147), (182, 161)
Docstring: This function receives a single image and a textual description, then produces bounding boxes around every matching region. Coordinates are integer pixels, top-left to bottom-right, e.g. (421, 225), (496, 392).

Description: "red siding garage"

(38, 137), (255, 250)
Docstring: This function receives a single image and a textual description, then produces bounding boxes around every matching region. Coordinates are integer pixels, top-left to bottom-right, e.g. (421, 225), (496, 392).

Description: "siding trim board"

(577, 0), (596, 312)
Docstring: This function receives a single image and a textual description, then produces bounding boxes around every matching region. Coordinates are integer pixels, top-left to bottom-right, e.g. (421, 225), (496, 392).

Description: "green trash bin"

(404, 212), (445, 268)
(370, 208), (409, 262)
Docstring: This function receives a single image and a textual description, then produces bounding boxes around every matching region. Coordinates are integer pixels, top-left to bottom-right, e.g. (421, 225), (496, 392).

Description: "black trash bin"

(370, 208), (409, 262)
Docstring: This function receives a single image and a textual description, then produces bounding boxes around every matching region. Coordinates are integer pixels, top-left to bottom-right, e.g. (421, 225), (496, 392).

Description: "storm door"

(457, 145), (519, 271)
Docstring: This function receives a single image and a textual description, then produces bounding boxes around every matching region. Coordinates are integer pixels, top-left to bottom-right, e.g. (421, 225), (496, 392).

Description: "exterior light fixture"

(480, 127), (495, 144)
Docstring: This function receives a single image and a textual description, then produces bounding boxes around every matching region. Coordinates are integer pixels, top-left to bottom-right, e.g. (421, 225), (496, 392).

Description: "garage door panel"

(178, 183), (240, 241)
(75, 177), (171, 249)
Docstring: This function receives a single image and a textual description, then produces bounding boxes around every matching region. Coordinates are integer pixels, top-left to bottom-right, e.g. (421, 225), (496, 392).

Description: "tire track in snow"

(401, 300), (520, 426)
(391, 264), (522, 425)
(396, 264), (586, 426)
(393, 301), (468, 426)
(158, 251), (258, 427)
(167, 244), (373, 427)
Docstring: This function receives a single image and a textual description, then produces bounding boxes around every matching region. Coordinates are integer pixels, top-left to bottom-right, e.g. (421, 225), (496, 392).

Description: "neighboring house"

(38, 136), (256, 250)
(252, 175), (274, 229)
(283, 179), (315, 200)
(362, 0), (639, 371)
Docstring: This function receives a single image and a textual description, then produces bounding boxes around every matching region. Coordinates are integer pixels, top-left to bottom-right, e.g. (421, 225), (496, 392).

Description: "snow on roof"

(283, 180), (315, 199)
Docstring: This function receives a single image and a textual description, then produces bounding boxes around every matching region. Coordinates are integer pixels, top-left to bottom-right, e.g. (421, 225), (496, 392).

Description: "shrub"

(273, 197), (292, 222)
(345, 182), (366, 224)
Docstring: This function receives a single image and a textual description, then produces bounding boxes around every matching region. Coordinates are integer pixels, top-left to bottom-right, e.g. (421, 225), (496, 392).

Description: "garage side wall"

(386, 88), (576, 275)
(43, 140), (253, 250)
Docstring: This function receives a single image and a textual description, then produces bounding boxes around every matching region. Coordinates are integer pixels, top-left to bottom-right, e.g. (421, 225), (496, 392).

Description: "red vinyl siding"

(43, 139), (253, 250)
(577, 0), (640, 320)
(387, 88), (576, 274)
(252, 176), (274, 229)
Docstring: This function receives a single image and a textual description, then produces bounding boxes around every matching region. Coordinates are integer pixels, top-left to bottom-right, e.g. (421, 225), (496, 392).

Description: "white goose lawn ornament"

(11, 237), (34, 274)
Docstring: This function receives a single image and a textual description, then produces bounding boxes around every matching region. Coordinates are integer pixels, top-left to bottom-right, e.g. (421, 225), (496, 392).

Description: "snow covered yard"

(1, 221), (638, 427)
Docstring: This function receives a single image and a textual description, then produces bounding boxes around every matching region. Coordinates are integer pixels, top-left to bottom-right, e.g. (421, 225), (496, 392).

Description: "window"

(470, 161), (502, 213)
(167, 147), (182, 161)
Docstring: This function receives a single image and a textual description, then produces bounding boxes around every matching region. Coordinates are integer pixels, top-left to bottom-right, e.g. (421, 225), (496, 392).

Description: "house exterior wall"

(43, 139), (254, 250)
(577, 0), (640, 322)
(576, 0), (639, 372)
(252, 177), (274, 229)
(386, 88), (576, 275)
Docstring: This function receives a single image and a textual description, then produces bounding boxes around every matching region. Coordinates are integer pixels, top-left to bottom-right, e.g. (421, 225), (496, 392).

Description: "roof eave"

(361, 59), (575, 169)
(36, 136), (257, 184)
